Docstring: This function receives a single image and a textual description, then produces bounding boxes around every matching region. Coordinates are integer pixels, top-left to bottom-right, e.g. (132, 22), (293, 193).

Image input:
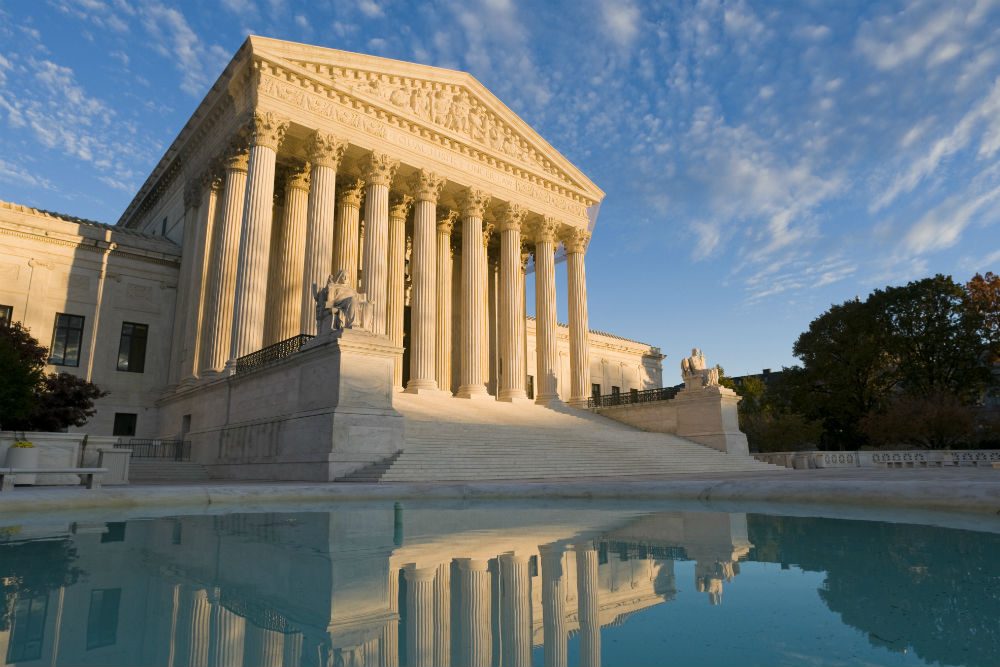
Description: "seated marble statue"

(313, 270), (375, 334)
(681, 348), (720, 388)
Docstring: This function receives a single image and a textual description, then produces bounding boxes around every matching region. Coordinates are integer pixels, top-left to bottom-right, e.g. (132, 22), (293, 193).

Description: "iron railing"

(588, 386), (680, 409)
(235, 334), (314, 375)
(116, 439), (191, 461)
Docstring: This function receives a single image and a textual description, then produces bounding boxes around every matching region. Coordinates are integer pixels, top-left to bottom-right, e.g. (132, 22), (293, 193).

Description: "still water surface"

(1, 502), (997, 667)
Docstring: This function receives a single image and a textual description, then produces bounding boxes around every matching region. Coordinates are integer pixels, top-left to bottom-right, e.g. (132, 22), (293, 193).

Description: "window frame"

(49, 313), (85, 367)
(0, 304), (12, 327)
(86, 588), (121, 650)
(116, 321), (148, 373)
(112, 413), (137, 437)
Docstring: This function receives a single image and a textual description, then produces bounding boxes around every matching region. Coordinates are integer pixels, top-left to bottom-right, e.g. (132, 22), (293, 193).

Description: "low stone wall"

(593, 386), (749, 456)
(754, 449), (1000, 469)
(0, 432), (117, 485)
(158, 329), (404, 481)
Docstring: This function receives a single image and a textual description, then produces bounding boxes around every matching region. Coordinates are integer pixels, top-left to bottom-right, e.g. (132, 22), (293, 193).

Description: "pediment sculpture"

(313, 270), (376, 335)
(681, 348), (720, 389)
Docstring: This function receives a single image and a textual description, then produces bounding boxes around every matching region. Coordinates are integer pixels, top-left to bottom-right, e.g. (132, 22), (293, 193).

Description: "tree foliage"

(0, 321), (107, 432)
(788, 274), (996, 449)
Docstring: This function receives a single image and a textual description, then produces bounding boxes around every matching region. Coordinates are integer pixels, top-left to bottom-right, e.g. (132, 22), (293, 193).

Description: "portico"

(124, 36), (603, 407)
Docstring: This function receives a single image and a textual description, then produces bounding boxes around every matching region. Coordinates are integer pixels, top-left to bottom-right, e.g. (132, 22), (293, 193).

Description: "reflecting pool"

(0, 502), (997, 667)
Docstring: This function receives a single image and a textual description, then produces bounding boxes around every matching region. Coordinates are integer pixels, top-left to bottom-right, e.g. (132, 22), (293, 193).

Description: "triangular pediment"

(247, 37), (603, 203)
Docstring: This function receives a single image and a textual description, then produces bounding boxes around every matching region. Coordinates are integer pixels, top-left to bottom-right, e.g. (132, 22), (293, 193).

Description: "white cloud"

(600, 0), (640, 47)
(0, 158), (53, 189)
(358, 0), (384, 18)
(903, 184), (1000, 254)
(140, 2), (228, 96)
(874, 77), (1000, 211)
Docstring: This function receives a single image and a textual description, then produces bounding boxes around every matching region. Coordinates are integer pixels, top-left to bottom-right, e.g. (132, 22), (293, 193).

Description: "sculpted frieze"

(256, 69), (590, 221)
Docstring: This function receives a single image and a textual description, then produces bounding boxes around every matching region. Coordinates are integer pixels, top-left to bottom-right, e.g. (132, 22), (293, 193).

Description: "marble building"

(0, 36), (665, 441)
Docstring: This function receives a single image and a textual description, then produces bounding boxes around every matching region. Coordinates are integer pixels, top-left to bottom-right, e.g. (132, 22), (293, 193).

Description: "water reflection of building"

(0, 507), (750, 667)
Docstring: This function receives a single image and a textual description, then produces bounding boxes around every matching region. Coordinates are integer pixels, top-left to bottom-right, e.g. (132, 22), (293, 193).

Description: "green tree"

(0, 322), (47, 429)
(0, 321), (107, 432)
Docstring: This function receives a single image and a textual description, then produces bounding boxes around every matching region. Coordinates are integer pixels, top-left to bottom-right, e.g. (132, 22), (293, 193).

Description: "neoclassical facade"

(0, 37), (664, 441)
(122, 36), (605, 407)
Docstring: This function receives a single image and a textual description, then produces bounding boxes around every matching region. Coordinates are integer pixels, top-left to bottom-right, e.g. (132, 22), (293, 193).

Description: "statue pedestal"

(157, 329), (405, 481)
(673, 386), (749, 456)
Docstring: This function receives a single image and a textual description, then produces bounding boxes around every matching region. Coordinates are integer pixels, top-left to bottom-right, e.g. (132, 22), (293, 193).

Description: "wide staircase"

(128, 460), (212, 484)
(354, 393), (776, 483)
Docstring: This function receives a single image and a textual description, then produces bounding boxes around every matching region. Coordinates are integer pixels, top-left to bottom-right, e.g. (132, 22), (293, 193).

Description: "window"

(630, 388), (639, 400)
(49, 313), (85, 366)
(591, 383), (601, 397)
(112, 413), (137, 438)
(160, 217), (167, 236)
(0, 304), (12, 326)
(611, 386), (621, 397)
(116, 322), (148, 372)
(101, 522), (126, 543)
(86, 588), (121, 649)
(7, 594), (48, 663)
(527, 375), (534, 400)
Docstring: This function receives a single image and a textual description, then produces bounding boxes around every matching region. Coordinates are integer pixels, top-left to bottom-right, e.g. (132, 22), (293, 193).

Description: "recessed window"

(116, 322), (148, 373)
(7, 594), (47, 663)
(0, 304), (12, 327)
(49, 313), (85, 367)
(527, 375), (535, 400)
(611, 386), (621, 397)
(112, 413), (137, 438)
(86, 588), (121, 650)
(101, 523), (126, 543)
(591, 383), (601, 397)
(160, 217), (167, 236)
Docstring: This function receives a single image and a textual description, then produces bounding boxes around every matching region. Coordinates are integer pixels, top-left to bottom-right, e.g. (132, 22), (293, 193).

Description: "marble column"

(433, 561), (451, 667)
(244, 625), (284, 667)
(456, 188), (491, 399)
(404, 566), (436, 667)
(228, 111), (288, 364)
(456, 558), (492, 667)
(406, 171), (445, 394)
(201, 147), (248, 374)
(497, 205), (529, 401)
(331, 177), (365, 289)
(484, 226), (496, 394)
(533, 217), (562, 406)
(575, 545), (601, 667)
(435, 209), (458, 394)
(180, 173), (222, 381)
(361, 152), (399, 336)
(208, 595), (246, 667)
(187, 588), (212, 667)
(168, 180), (203, 387)
(563, 227), (593, 406)
(301, 131), (346, 335)
(264, 163), (310, 344)
(381, 568), (400, 667)
(521, 246), (531, 397)
(388, 193), (412, 388)
(498, 553), (532, 667)
(540, 545), (568, 667)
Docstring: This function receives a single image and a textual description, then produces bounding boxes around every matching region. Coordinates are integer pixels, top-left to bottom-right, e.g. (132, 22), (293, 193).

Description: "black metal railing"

(588, 386), (680, 409)
(235, 334), (314, 375)
(116, 439), (191, 461)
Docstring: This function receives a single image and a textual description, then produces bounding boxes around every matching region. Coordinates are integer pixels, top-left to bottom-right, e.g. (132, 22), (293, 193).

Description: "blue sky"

(2, 1), (1000, 380)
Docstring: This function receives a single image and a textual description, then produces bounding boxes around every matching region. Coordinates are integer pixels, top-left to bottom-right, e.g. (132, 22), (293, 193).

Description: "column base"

(498, 389), (532, 404)
(456, 384), (492, 400)
(403, 380), (452, 397)
(535, 394), (563, 407)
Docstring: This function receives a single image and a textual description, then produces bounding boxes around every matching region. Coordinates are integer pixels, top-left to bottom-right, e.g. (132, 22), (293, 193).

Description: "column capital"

(459, 188), (490, 218)
(224, 147), (249, 172)
(336, 177), (366, 208)
(561, 226), (591, 253)
(496, 203), (527, 232)
(436, 208), (459, 234)
(200, 167), (224, 193)
(248, 110), (289, 151)
(403, 565), (438, 582)
(307, 131), (347, 169)
(520, 246), (532, 272)
(411, 170), (445, 203)
(286, 161), (311, 191)
(532, 216), (560, 244)
(183, 178), (202, 211)
(482, 221), (495, 250)
(389, 192), (414, 221)
(361, 151), (399, 186)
